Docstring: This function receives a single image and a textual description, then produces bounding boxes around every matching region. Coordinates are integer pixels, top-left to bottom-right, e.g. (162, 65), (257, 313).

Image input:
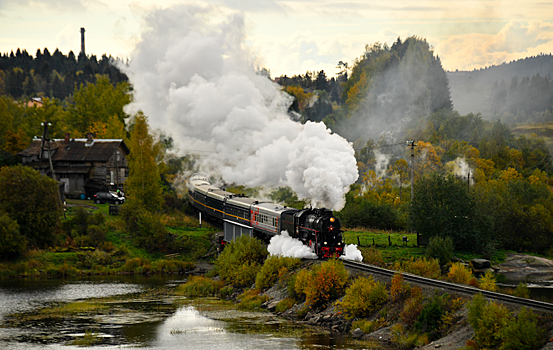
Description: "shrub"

(219, 286), (234, 299)
(415, 294), (448, 340)
(237, 289), (269, 310)
(426, 236), (454, 265)
(401, 286), (424, 326)
(391, 323), (430, 348)
(121, 257), (151, 273)
(255, 256), (300, 291)
(447, 262), (473, 284)
(215, 235), (268, 287)
(393, 257), (441, 279)
(501, 307), (546, 350)
(352, 317), (387, 334)
(468, 294), (511, 349)
(295, 259), (349, 307)
(275, 298), (296, 313)
(0, 210), (26, 258)
(176, 276), (223, 297)
(514, 282), (530, 298)
(479, 270), (497, 292)
(468, 277), (479, 288)
(390, 272), (410, 302)
(337, 276), (388, 319)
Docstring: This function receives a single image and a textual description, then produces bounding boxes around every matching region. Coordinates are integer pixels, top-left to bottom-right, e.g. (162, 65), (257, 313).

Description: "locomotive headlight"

(324, 242), (327, 245)
(330, 217), (335, 223)
(337, 242), (341, 246)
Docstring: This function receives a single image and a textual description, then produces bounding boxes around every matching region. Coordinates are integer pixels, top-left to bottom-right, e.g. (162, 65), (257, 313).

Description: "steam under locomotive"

(187, 174), (344, 258)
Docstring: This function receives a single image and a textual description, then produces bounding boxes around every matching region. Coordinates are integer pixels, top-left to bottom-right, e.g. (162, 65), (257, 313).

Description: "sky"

(1, 0), (552, 78)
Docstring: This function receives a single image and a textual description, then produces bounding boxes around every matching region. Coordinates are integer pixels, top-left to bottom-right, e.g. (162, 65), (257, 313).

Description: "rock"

(471, 259), (491, 269)
(352, 328), (364, 339)
(496, 254), (553, 282)
(265, 300), (280, 311)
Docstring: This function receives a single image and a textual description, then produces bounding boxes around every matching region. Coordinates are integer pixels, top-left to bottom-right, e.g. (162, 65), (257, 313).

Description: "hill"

(447, 54), (553, 122)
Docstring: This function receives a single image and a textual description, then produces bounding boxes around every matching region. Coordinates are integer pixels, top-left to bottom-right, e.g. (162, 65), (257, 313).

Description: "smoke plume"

(340, 244), (363, 262)
(123, 5), (358, 210)
(267, 231), (317, 259)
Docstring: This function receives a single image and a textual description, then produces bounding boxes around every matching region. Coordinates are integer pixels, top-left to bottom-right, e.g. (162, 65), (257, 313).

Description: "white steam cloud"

(340, 244), (363, 262)
(268, 231), (317, 259)
(445, 157), (474, 184)
(124, 5), (358, 210)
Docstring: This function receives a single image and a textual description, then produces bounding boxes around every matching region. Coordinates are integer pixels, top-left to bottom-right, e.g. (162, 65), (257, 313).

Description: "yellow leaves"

(3, 128), (28, 154)
(284, 85), (312, 112)
(499, 167), (522, 181)
(415, 141), (442, 177)
(87, 114), (126, 140)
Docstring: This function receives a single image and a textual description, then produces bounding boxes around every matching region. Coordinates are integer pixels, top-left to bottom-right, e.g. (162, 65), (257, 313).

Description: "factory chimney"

(80, 27), (85, 56)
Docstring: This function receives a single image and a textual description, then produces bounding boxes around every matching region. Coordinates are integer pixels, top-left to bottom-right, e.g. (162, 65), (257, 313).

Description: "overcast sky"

(1, 0), (552, 77)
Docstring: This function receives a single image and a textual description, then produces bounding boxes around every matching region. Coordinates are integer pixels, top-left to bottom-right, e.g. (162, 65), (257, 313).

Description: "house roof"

(18, 138), (129, 163)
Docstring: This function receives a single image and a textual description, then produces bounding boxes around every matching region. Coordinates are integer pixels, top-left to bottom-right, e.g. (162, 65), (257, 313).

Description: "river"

(0, 276), (371, 350)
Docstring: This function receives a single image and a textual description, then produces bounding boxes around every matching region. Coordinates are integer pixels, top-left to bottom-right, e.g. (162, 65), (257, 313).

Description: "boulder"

(352, 328), (365, 339)
(496, 254), (553, 282)
(471, 259), (491, 269)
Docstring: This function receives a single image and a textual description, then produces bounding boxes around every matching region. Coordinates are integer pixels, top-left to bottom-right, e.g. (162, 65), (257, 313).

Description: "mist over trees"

(448, 54), (553, 123)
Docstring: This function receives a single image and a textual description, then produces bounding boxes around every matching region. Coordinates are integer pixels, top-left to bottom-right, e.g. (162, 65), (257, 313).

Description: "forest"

(0, 37), (553, 259)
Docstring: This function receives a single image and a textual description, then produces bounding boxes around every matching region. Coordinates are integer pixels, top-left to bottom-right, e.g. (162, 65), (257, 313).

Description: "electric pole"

(406, 140), (417, 202)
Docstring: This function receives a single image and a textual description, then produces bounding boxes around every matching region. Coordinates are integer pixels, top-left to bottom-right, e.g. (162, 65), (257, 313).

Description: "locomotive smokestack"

(80, 27), (85, 56)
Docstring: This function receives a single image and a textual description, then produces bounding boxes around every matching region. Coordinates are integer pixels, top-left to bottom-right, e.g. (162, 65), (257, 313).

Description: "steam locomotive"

(187, 174), (344, 258)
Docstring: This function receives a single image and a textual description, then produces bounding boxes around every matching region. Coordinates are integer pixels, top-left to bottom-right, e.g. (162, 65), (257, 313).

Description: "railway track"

(342, 259), (553, 313)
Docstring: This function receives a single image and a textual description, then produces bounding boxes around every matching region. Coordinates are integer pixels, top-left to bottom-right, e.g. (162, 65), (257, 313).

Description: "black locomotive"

(188, 174), (344, 258)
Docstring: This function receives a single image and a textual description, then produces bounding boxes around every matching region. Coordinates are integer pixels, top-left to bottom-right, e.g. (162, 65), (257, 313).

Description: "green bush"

(426, 236), (454, 265)
(176, 276), (223, 297)
(468, 294), (510, 349)
(415, 294), (447, 340)
(337, 276), (388, 319)
(295, 259), (349, 307)
(237, 289), (269, 310)
(0, 210), (26, 258)
(255, 255), (300, 291)
(219, 286), (234, 299)
(275, 298), (296, 313)
(0, 165), (62, 248)
(215, 235), (268, 287)
(501, 307), (546, 350)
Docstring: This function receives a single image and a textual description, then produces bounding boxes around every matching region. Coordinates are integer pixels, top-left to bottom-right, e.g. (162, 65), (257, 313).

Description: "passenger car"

(93, 191), (125, 204)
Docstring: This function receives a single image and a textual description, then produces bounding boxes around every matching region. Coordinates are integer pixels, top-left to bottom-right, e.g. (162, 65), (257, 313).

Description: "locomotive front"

(296, 208), (344, 258)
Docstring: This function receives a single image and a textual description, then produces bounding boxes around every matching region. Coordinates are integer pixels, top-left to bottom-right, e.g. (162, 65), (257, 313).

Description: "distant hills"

(447, 54), (553, 123)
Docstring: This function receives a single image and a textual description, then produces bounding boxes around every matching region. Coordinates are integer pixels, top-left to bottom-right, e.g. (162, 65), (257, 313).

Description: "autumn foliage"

(294, 259), (349, 307)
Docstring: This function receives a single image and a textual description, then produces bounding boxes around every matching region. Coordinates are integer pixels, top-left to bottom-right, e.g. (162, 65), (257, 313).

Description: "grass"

(41, 301), (108, 316)
(343, 229), (426, 264)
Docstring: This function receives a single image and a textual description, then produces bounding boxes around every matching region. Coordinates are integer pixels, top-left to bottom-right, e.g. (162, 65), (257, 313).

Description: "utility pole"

(406, 140), (417, 202)
(40, 121), (65, 218)
(40, 122), (56, 179)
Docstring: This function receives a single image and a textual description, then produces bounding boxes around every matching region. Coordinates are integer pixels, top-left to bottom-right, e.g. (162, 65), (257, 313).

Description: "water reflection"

(0, 278), (369, 350)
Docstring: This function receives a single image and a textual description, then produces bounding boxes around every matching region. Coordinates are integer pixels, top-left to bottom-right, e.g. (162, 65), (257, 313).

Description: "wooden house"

(18, 133), (129, 198)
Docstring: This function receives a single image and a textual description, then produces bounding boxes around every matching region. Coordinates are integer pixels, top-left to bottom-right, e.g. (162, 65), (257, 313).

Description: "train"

(187, 174), (344, 258)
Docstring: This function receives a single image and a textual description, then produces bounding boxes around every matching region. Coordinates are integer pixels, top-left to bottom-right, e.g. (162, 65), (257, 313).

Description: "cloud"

(437, 20), (553, 71)
(55, 24), (80, 53)
(0, 0), (88, 12)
